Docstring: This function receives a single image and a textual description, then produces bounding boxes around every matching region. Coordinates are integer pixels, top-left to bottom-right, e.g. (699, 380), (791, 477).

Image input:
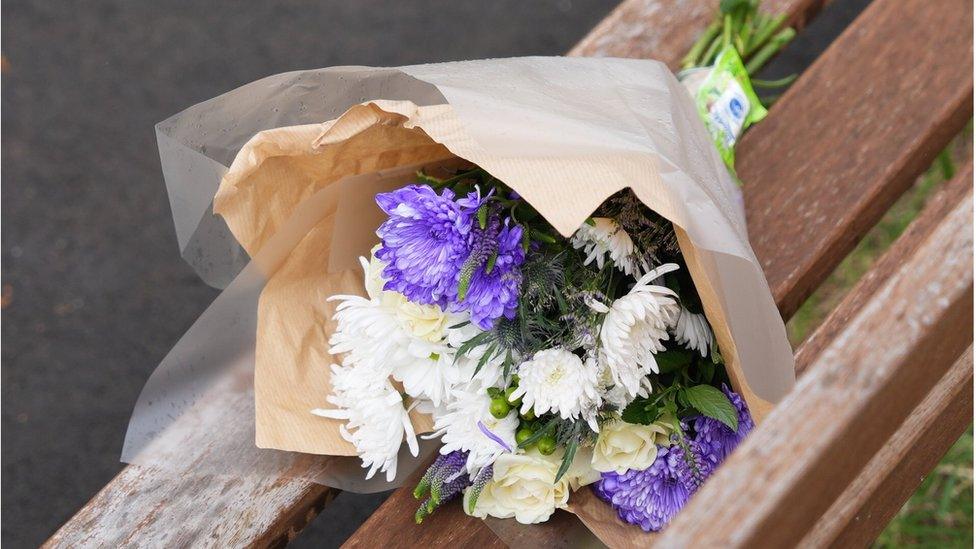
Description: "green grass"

(784, 124), (973, 547)
(876, 430), (974, 548)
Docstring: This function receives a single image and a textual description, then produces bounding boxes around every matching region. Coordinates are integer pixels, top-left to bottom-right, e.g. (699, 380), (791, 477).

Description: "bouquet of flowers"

(130, 56), (795, 546)
(314, 165), (754, 531)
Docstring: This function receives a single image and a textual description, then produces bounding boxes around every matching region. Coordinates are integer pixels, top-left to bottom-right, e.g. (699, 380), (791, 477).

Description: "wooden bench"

(45, 0), (973, 547)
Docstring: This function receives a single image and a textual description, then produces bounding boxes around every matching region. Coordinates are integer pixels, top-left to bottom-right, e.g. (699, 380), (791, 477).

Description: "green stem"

(722, 14), (733, 49)
(682, 20), (721, 69)
(745, 12), (787, 57)
(751, 73), (798, 88)
(745, 12), (768, 52)
(700, 34), (724, 67)
(745, 28), (795, 75)
(431, 168), (485, 189)
(739, 13), (753, 50)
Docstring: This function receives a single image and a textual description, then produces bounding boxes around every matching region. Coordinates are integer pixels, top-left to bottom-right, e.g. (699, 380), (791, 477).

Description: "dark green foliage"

(683, 384), (738, 431)
(520, 252), (567, 311)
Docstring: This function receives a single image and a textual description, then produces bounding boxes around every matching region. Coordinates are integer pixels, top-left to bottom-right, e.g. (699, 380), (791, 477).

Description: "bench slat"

(741, 0), (973, 318)
(656, 165), (973, 548)
(790, 162), (974, 547)
(801, 345), (973, 548)
(345, 0), (974, 545)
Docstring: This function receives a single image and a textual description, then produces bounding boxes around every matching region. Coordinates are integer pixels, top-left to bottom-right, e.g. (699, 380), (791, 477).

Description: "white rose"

(389, 293), (450, 343)
(591, 418), (673, 474)
(564, 446), (601, 490)
(364, 248), (452, 343)
(464, 449), (599, 524)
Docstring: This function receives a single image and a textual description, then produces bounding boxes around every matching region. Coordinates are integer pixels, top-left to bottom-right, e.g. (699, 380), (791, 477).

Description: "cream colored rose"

(464, 449), (599, 524)
(564, 446), (601, 489)
(387, 293), (450, 343)
(364, 248), (451, 343)
(591, 418), (673, 474)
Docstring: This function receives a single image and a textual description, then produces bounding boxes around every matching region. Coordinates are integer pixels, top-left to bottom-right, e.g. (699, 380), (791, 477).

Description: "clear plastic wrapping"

(126, 57), (795, 533)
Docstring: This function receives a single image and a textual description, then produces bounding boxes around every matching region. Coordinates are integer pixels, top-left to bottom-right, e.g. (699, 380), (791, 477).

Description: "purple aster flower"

(692, 384), (754, 466)
(375, 185), (481, 305)
(593, 442), (711, 532)
(452, 216), (525, 329)
(413, 450), (471, 523)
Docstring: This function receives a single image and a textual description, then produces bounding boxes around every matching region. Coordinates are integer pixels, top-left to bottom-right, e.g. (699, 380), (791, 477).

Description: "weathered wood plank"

(799, 345), (973, 549)
(655, 170), (973, 547)
(569, 0), (828, 65)
(345, 0), (974, 545)
(740, 0), (973, 319)
(794, 161), (975, 374)
(790, 162), (975, 547)
(340, 485), (508, 549)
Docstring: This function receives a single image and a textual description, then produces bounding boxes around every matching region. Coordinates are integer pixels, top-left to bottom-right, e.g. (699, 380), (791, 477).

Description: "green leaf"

(699, 361), (716, 384)
(474, 343), (498, 377)
(685, 385), (738, 431)
(518, 417), (559, 449)
(720, 0), (750, 15)
(530, 229), (557, 244)
(621, 398), (653, 425)
(554, 437), (579, 483)
(655, 349), (694, 373)
(415, 169), (445, 186)
(453, 331), (492, 363)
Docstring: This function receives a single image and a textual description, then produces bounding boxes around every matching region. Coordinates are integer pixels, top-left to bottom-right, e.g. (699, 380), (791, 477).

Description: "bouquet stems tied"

(681, 0), (797, 99)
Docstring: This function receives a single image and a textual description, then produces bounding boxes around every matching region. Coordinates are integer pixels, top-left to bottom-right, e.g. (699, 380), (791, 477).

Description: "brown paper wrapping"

(150, 58), (794, 546)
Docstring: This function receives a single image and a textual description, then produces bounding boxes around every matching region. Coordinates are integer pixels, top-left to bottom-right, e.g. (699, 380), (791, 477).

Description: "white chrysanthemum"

(594, 350), (653, 410)
(327, 291), (411, 376)
(311, 361), (418, 482)
(511, 348), (601, 425)
(427, 382), (519, 474)
(672, 305), (714, 357)
(329, 255), (470, 407)
(318, 251), (481, 481)
(592, 264), (680, 399)
(392, 339), (464, 407)
(571, 217), (644, 277)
